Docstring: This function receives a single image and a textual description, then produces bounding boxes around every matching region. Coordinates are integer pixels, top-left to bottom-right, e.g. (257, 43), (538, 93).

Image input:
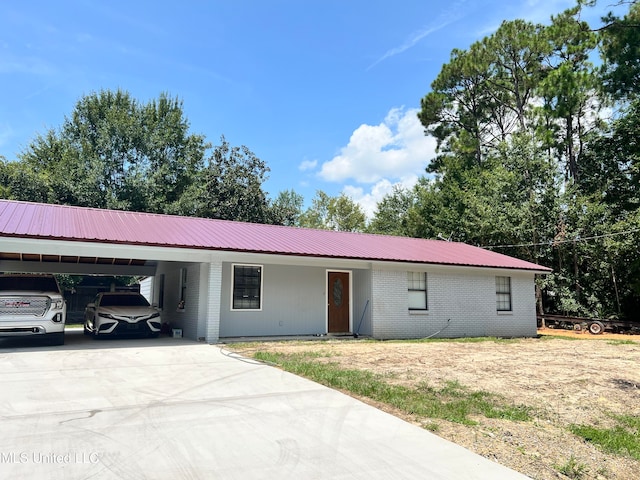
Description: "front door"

(328, 271), (350, 333)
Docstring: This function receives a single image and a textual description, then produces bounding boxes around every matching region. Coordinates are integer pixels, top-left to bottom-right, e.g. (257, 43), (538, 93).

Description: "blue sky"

(0, 1), (621, 216)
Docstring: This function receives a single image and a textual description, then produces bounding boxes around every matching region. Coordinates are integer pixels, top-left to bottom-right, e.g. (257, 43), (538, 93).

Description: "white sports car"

(84, 292), (161, 338)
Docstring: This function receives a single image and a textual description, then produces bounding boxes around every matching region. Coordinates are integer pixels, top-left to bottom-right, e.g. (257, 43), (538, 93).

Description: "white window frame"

(496, 276), (512, 312)
(408, 271), (428, 311)
(231, 264), (263, 311)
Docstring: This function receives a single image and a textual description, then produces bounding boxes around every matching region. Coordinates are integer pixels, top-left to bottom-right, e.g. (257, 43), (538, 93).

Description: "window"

(408, 272), (428, 310)
(496, 276), (512, 311)
(232, 264), (262, 310)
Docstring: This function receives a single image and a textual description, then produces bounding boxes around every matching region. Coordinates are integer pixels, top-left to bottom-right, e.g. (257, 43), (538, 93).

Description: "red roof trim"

(0, 200), (552, 273)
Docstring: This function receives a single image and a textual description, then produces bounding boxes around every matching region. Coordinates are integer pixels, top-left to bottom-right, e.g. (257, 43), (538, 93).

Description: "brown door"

(328, 271), (350, 333)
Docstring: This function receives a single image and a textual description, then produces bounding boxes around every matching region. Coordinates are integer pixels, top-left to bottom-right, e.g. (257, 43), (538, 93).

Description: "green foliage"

(298, 190), (331, 229)
(299, 191), (366, 232)
(418, 19), (550, 170)
(570, 415), (640, 460)
(538, 6), (599, 181)
(184, 136), (272, 223)
(254, 351), (532, 425)
(406, 1), (640, 321)
(8, 89), (281, 225)
(606, 339), (636, 345)
(19, 90), (209, 213)
(270, 189), (304, 226)
(327, 193), (366, 232)
(368, 185), (416, 236)
(600, 2), (640, 100)
(0, 159), (51, 202)
(389, 336), (520, 344)
(554, 455), (588, 479)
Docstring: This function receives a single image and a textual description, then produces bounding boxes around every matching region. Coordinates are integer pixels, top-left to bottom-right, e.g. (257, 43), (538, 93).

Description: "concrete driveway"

(0, 330), (530, 479)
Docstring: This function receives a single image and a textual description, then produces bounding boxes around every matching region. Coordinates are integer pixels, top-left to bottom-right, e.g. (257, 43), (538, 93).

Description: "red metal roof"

(0, 200), (551, 272)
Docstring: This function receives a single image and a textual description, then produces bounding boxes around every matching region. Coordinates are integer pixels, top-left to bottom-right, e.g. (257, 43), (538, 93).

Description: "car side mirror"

(86, 303), (95, 309)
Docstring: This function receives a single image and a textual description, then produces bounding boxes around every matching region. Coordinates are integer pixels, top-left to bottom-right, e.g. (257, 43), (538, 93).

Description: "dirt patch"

(226, 331), (640, 480)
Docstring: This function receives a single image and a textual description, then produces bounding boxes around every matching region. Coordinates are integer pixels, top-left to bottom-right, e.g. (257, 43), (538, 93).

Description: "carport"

(0, 241), (160, 315)
(0, 231), (218, 342)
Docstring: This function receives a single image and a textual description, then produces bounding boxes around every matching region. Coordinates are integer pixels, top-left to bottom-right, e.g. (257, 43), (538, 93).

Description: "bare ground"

(226, 330), (640, 480)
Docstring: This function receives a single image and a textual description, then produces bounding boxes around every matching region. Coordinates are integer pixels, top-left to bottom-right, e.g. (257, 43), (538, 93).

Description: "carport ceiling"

(0, 251), (148, 267)
(0, 250), (158, 276)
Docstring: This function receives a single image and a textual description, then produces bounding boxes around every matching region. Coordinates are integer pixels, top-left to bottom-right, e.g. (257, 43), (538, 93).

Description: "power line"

(484, 227), (640, 250)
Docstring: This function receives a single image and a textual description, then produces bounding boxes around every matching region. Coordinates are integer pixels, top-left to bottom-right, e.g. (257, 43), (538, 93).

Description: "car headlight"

(149, 312), (160, 319)
(99, 313), (116, 320)
(53, 299), (64, 310)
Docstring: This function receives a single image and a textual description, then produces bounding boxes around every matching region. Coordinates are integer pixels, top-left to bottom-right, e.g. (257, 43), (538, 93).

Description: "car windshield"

(0, 276), (59, 292)
(99, 294), (150, 307)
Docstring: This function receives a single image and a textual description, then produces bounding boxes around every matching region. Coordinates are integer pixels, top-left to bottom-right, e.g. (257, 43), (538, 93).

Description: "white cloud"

(298, 159), (317, 171)
(343, 175), (420, 219)
(318, 107), (437, 218)
(319, 107), (436, 183)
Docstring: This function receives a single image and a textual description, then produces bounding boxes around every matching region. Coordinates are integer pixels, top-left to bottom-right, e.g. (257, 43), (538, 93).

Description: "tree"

(183, 136), (272, 223)
(579, 99), (640, 213)
(0, 158), (50, 203)
(418, 19), (550, 173)
(19, 89), (208, 213)
(327, 193), (367, 232)
(299, 191), (366, 232)
(599, 1), (640, 100)
(418, 46), (492, 170)
(481, 19), (549, 132)
(270, 189), (304, 226)
(368, 185), (416, 236)
(573, 98), (640, 318)
(537, 6), (599, 181)
(411, 0), (640, 320)
(298, 190), (330, 230)
(15, 89), (276, 224)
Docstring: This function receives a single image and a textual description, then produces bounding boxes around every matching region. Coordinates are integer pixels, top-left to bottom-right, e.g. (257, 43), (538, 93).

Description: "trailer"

(537, 314), (640, 335)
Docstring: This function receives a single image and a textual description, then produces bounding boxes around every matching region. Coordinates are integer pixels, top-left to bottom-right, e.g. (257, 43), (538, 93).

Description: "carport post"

(204, 261), (222, 343)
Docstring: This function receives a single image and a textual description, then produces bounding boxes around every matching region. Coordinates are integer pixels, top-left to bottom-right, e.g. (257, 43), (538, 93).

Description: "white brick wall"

(155, 259), (538, 341)
(371, 267), (537, 339)
(203, 261), (222, 343)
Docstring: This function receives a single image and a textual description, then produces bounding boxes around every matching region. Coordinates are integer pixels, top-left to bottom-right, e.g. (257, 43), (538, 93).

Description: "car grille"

(0, 297), (50, 316)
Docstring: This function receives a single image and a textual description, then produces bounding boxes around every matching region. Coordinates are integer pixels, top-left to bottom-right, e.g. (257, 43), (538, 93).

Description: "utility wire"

(484, 227), (640, 250)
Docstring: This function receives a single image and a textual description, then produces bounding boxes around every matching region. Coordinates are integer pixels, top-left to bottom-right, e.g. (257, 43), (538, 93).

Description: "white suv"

(0, 274), (66, 345)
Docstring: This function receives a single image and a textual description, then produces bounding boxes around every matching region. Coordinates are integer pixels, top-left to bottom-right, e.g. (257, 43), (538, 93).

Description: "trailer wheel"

(588, 321), (605, 335)
(573, 323), (582, 332)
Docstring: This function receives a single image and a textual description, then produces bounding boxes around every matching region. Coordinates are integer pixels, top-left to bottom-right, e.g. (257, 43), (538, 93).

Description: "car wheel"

(588, 321), (605, 335)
